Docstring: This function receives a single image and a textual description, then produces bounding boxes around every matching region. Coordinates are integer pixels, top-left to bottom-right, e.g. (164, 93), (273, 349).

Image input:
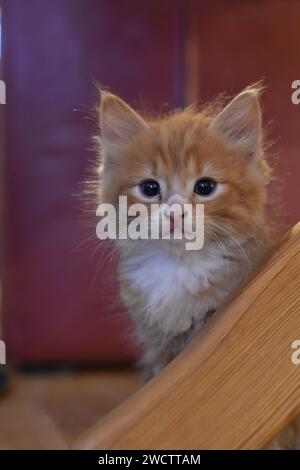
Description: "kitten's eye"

(194, 178), (217, 196)
(140, 179), (160, 197)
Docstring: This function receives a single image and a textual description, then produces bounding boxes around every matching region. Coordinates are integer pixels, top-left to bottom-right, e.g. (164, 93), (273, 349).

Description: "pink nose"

(165, 209), (185, 233)
(164, 207), (185, 221)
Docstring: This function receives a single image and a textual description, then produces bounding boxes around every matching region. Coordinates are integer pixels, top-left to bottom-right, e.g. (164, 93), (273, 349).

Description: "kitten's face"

(99, 88), (270, 250)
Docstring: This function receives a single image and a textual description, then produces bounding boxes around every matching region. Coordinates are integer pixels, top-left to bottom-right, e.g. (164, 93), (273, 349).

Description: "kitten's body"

(98, 86), (272, 379)
(120, 234), (266, 377)
(119, 237), (263, 379)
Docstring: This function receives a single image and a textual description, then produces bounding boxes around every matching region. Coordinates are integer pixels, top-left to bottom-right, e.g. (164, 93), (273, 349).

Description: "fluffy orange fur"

(97, 85), (274, 380)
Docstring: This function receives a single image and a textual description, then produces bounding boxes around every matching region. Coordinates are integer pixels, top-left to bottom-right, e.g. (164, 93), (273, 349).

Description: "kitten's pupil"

(194, 178), (217, 196)
(140, 179), (160, 197)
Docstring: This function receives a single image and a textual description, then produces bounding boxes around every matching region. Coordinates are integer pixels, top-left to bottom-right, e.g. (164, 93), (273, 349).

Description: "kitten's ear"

(209, 87), (262, 159)
(100, 91), (148, 155)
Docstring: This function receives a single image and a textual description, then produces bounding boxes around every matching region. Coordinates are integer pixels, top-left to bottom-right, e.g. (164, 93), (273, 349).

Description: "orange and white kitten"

(98, 86), (272, 380)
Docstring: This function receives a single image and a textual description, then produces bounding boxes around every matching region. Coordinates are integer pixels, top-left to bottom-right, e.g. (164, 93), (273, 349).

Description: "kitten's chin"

(116, 231), (210, 257)
(150, 237), (205, 255)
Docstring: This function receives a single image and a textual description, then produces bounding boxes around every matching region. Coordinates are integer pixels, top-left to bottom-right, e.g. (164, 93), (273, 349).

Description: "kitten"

(97, 85), (272, 380)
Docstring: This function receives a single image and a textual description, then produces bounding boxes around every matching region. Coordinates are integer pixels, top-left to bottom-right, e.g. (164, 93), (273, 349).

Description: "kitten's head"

(97, 86), (271, 252)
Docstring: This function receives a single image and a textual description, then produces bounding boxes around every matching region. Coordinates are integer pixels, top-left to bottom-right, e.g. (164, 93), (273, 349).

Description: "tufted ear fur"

(100, 91), (149, 164)
(209, 87), (263, 160)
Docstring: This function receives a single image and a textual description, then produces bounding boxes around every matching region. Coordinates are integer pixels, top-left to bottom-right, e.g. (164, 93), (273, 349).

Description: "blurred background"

(1, 0), (300, 448)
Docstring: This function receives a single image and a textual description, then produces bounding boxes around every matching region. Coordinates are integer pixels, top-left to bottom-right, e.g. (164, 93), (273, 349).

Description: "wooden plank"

(74, 223), (300, 450)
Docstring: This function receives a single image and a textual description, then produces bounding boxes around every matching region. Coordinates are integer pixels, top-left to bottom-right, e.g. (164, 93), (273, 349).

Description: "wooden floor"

(0, 368), (140, 449)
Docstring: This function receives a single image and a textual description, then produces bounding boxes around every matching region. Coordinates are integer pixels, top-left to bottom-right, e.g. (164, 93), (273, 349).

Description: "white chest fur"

(121, 243), (230, 335)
